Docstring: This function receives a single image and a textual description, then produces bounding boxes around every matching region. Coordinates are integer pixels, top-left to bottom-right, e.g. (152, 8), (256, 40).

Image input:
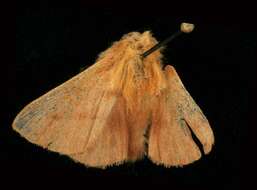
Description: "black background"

(4, 1), (256, 189)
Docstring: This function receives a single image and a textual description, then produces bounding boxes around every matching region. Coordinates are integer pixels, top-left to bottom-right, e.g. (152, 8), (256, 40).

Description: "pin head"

(180, 23), (195, 33)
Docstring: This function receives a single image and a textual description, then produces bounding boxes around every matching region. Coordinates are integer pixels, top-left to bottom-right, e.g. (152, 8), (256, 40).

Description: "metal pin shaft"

(141, 22), (195, 58)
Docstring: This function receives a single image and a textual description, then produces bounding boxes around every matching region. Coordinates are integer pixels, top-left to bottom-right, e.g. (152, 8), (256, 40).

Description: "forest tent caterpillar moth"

(13, 23), (214, 169)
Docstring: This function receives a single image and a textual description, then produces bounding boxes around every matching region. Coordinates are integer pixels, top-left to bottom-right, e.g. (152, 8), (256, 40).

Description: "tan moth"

(13, 23), (214, 168)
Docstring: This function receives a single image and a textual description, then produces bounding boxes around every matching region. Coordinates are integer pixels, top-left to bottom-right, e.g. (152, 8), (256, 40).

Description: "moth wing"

(148, 65), (214, 167)
(12, 60), (129, 168)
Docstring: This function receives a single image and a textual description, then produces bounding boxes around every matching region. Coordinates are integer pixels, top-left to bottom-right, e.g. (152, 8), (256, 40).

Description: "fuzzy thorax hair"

(96, 31), (167, 111)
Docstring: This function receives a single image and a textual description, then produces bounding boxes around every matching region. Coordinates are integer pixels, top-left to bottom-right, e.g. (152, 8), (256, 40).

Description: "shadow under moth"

(13, 23), (214, 168)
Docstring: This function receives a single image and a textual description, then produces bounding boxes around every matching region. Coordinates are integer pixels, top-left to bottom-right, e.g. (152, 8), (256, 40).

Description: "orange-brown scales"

(13, 30), (214, 168)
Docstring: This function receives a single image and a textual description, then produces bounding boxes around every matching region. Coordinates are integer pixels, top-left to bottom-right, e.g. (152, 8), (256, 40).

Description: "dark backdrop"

(5, 1), (257, 189)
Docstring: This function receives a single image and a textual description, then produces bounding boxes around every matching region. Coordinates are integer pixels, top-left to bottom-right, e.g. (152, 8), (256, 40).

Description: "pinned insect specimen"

(13, 23), (214, 168)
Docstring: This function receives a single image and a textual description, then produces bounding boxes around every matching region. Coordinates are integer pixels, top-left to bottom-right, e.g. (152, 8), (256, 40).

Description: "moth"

(13, 23), (214, 168)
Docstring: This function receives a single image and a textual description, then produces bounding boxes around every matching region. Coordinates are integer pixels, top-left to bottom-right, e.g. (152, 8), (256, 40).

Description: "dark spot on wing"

(15, 109), (40, 130)
(15, 117), (27, 130)
(179, 119), (190, 136)
(14, 107), (42, 129)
